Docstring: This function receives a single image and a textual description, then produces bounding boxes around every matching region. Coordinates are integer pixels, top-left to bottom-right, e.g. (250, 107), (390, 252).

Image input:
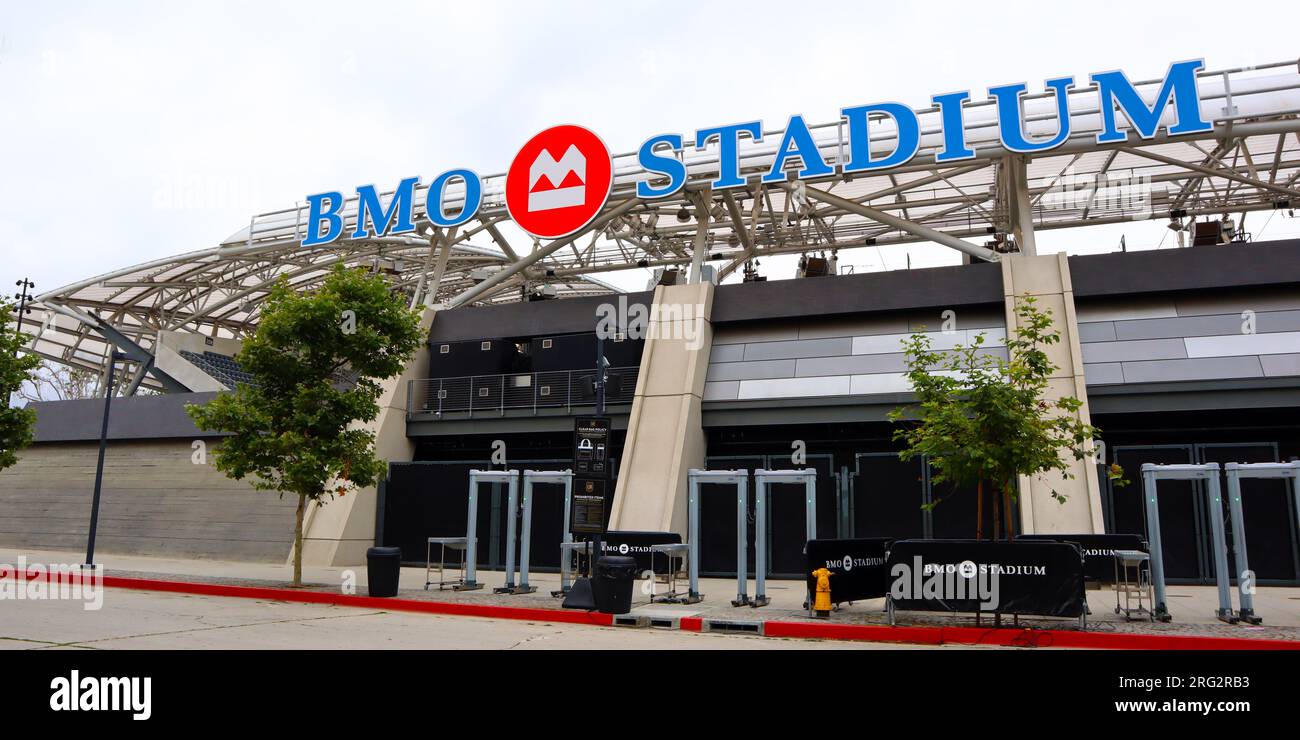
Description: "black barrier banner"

(886, 539), (1085, 618)
(596, 530), (681, 574)
(1017, 533), (1148, 583)
(804, 538), (891, 604)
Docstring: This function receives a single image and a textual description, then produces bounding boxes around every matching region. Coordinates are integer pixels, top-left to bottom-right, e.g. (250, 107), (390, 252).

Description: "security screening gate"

(463, 469), (518, 591)
(1223, 461), (1300, 624)
(1140, 463), (1236, 623)
(687, 469), (747, 606)
(496, 469), (573, 596)
(753, 469), (817, 608)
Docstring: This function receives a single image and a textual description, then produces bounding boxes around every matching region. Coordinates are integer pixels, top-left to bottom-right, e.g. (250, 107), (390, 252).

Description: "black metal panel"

(427, 338), (518, 378)
(852, 454), (926, 540)
(529, 333), (598, 372)
(711, 261), (1004, 324)
(428, 291), (655, 343)
(1069, 238), (1300, 299)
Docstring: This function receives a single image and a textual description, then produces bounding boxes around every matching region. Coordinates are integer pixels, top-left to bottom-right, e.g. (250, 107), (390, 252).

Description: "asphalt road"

(0, 588), (949, 650)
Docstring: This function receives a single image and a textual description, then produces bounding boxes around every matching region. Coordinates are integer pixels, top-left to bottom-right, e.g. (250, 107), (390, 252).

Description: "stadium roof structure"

(16, 57), (1300, 393)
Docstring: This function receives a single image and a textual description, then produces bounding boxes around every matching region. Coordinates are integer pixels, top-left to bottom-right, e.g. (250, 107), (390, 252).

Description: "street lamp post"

(85, 351), (125, 567)
(12, 278), (34, 356)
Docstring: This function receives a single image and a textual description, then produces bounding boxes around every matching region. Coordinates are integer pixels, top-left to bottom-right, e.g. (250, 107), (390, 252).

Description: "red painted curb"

(5, 568), (1297, 649)
(678, 616), (703, 632)
(2, 568), (613, 628)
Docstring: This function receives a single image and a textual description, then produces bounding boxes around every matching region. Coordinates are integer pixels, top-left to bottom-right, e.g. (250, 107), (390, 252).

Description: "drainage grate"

(702, 619), (764, 635)
(613, 615), (649, 628)
(647, 617), (679, 630)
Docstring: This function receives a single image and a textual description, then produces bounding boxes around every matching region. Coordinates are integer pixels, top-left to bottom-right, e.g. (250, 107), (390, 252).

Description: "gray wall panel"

(706, 359), (798, 382)
(796, 353), (907, 377)
(1077, 322), (1117, 343)
(703, 381), (740, 401)
(1081, 338), (1188, 363)
(1260, 353), (1300, 377)
(1120, 356), (1264, 384)
(1083, 362), (1125, 385)
(708, 344), (745, 363)
(743, 337), (854, 361)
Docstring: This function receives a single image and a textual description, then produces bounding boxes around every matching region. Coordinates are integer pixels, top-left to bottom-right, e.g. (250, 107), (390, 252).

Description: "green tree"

(1, 301), (42, 471)
(887, 296), (1124, 541)
(186, 266), (424, 585)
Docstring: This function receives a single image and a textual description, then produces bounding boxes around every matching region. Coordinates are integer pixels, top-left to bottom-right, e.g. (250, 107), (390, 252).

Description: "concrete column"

(297, 307), (437, 566)
(608, 282), (714, 536)
(1001, 252), (1104, 534)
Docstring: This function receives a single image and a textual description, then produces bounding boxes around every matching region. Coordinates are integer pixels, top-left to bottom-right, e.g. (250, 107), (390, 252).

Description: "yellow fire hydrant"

(811, 567), (834, 618)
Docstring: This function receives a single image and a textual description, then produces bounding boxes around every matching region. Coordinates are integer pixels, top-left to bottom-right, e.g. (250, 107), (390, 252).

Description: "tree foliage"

(887, 296), (1124, 540)
(1, 301), (42, 471)
(186, 266), (424, 584)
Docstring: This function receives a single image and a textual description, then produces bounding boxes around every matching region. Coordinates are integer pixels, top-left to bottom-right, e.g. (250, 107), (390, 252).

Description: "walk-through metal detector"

(497, 469), (572, 596)
(753, 469), (817, 608)
(1223, 461), (1300, 624)
(686, 469), (748, 606)
(464, 469), (517, 591)
(1140, 463), (1233, 623)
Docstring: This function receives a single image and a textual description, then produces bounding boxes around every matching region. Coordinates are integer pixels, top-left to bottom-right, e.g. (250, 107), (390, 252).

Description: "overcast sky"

(2, 1), (1297, 297)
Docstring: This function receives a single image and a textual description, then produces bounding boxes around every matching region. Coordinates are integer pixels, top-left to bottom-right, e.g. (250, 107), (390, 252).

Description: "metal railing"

(407, 366), (640, 418)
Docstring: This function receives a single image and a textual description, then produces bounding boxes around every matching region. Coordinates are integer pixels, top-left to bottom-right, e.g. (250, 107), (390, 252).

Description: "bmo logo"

(505, 124), (612, 239)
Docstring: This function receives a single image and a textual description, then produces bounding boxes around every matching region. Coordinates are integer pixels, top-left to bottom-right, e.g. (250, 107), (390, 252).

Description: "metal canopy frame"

(463, 469), (517, 591)
(1222, 461), (1300, 623)
(686, 468), (750, 605)
(17, 59), (1300, 388)
(1139, 462), (1234, 623)
(753, 469), (818, 608)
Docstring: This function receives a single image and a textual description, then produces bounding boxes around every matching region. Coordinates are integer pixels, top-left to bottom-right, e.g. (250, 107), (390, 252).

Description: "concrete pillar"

(1000, 252), (1105, 534)
(297, 307), (437, 566)
(608, 282), (714, 536)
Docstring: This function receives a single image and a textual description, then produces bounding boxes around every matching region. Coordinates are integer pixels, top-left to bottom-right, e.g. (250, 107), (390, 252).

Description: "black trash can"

(592, 555), (639, 614)
(366, 546), (403, 597)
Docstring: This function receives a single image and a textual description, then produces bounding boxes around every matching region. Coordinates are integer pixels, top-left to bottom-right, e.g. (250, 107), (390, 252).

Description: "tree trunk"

(992, 487), (1001, 542)
(1003, 481), (1015, 542)
(293, 493), (306, 587)
(975, 478), (984, 541)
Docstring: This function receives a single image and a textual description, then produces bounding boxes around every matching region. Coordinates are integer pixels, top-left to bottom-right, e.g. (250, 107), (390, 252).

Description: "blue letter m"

(1092, 60), (1211, 143)
(352, 177), (419, 239)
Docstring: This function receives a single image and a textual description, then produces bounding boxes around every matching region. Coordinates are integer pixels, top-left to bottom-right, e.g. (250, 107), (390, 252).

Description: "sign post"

(561, 335), (612, 609)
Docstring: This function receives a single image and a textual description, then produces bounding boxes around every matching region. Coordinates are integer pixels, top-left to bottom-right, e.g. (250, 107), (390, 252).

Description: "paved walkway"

(3, 547), (1296, 643)
(2, 588), (936, 650)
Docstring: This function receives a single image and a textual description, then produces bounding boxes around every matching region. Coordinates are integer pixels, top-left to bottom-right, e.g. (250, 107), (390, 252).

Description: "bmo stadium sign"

(301, 59), (1212, 247)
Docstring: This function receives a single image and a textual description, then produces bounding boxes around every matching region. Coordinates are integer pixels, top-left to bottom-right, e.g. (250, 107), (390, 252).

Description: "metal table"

(649, 543), (696, 604)
(553, 540), (593, 597)
(1112, 549), (1153, 621)
(425, 537), (477, 591)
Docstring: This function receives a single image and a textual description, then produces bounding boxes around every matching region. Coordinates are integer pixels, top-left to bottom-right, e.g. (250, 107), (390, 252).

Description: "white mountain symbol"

(528, 144), (586, 212)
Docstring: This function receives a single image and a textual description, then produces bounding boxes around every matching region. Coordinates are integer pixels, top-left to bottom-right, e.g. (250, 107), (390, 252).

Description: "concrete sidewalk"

(3, 547), (1296, 643)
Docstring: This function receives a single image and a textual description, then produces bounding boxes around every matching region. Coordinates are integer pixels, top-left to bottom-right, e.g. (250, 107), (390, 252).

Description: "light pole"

(85, 351), (125, 568)
(12, 278), (34, 356)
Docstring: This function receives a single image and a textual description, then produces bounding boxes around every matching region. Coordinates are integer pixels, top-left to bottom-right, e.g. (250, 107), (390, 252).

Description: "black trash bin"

(592, 555), (639, 614)
(366, 546), (403, 597)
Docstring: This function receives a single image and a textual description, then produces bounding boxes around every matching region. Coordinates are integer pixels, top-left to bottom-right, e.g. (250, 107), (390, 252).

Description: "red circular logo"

(505, 125), (612, 239)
